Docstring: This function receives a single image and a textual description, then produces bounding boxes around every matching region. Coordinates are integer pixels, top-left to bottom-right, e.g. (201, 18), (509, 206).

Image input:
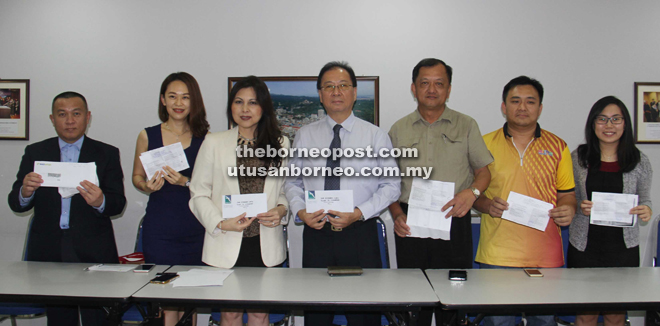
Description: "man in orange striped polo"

(474, 76), (577, 326)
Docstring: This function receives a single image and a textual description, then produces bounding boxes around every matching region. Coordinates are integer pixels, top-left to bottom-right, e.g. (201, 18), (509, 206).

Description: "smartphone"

(524, 269), (543, 277)
(327, 266), (363, 276)
(448, 270), (467, 281)
(149, 273), (179, 284)
(133, 264), (155, 273)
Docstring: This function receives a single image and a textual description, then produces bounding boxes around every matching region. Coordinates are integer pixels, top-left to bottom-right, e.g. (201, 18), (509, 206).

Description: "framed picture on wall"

(228, 76), (379, 143)
(0, 79), (29, 140)
(634, 82), (660, 143)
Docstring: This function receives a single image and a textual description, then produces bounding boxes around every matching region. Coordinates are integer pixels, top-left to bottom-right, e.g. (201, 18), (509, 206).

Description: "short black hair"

(52, 91), (88, 112)
(317, 61), (357, 90)
(502, 76), (544, 103)
(412, 58), (452, 84)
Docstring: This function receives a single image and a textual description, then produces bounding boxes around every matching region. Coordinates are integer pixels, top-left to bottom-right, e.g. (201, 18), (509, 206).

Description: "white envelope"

(139, 142), (189, 180)
(406, 178), (454, 240)
(222, 193), (268, 219)
(34, 161), (97, 188)
(305, 190), (354, 214)
(590, 192), (638, 227)
(407, 206), (452, 240)
(501, 191), (553, 231)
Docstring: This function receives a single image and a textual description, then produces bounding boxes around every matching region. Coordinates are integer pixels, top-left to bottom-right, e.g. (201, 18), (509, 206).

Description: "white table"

(0, 261), (167, 325)
(426, 267), (660, 317)
(134, 266), (439, 325)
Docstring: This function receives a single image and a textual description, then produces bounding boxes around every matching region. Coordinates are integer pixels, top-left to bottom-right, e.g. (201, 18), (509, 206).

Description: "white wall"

(1, 1), (659, 325)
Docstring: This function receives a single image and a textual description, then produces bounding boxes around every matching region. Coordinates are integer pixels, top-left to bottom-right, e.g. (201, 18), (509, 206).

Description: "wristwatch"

(470, 187), (480, 199)
(185, 180), (191, 187)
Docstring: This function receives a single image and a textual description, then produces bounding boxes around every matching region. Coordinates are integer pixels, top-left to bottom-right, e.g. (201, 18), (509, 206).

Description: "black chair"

(121, 217), (150, 325)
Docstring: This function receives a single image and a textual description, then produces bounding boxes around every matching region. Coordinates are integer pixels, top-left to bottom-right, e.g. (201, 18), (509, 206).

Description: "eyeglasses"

(321, 84), (353, 93)
(595, 115), (624, 125)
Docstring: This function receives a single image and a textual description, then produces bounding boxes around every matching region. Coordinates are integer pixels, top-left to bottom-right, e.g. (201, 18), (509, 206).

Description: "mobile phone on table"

(133, 264), (155, 273)
(524, 269), (543, 277)
(448, 270), (467, 281)
(149, 273), (179, 284)
(327, 266), (363, 276)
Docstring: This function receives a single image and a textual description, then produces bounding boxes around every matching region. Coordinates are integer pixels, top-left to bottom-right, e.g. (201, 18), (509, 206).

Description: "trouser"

(395, 203), (473, 326)
(480, 263), (555, 326)
(46, 231), (109, 326)
(303, 218), (381, 326)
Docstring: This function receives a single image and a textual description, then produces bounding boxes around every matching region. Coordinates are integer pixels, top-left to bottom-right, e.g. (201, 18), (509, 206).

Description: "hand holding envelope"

(21, 172), (44, 198)
(219, 194), (270, 232)
(33, 161), (102, 205)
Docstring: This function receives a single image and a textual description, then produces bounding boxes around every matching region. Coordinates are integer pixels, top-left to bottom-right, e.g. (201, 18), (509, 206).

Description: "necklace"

(238, 133), (256, 146)
(601, 152), (616, 161)
(164, 123), (189, 141)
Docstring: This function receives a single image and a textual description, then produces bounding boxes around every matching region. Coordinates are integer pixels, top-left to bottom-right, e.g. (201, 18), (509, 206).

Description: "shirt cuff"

(18, 187), (34, 208)
(93, 195), (106, 213)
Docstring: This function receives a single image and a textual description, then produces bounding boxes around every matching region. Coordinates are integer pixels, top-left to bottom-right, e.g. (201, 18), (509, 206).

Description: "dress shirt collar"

(502, 122), (542, 138)
(58, 135), (85, 151)
(412, 106), (456, 126)
(325, 112), (356, 133)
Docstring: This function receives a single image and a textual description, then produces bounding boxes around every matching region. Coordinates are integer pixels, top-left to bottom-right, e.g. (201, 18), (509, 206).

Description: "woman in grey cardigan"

(569, 96), (652, 326)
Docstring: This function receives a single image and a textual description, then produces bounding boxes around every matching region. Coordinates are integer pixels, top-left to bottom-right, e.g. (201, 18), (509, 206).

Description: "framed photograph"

(0, 79), (30, 140)
(634, 82), (660, 143)
(228, 76), (379, 142)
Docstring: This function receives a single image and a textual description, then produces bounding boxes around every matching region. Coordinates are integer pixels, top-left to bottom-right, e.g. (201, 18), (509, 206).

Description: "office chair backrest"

(375, 217), (389, 269)
(135, 217), (144, 253)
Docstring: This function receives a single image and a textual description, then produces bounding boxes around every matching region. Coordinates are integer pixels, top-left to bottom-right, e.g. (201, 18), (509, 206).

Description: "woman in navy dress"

(132, 72), (209, 326)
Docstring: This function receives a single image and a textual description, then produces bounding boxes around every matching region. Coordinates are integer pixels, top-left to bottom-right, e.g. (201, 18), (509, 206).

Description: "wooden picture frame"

(228, 76), (379, 142)
(0, 79), (30, 140)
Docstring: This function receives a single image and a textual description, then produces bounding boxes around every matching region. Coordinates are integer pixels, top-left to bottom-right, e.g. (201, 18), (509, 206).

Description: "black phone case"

(448, 270), (467, 281)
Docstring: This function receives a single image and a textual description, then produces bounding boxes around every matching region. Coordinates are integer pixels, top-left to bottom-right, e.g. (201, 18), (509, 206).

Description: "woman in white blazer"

(189, 76), (289, 326)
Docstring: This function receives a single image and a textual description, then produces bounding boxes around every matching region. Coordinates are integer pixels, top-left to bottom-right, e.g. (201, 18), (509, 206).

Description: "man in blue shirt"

(8, 91), (126, 326)
(285, 62), (400, 326)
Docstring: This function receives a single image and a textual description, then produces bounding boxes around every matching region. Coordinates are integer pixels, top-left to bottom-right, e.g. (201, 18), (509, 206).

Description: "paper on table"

(305, 190), (354, 213)
(139, 142), (189, 180)
(590, 192), (638, 227)
(85, 264), (136, 272)
(501, 191), (553, 231)
(35, 161), (97, 188)
(406, 178), (454, 240)
(222, 193), (268, 219)
(172, 269), (234, 287)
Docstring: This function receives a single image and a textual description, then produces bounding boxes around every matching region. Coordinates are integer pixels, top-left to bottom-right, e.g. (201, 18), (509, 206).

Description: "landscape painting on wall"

(228, 76), (379, 142)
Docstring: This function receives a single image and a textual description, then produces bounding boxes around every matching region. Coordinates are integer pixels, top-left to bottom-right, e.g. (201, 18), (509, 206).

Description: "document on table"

(406, 178), (454, 240)
(305, 190), (354, 213)
(34, 161), (97, 188)
(172, 268), (234, 287)
(85, 264), (136, 272)
(139, 142), (189, 180)
(222, 193), (268, 218)
(501, 191), (553, 231)
(590, 192), (638, 227)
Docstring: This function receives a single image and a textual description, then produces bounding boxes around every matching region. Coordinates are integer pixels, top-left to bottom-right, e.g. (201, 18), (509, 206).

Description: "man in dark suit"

(8, 91), (126, 326)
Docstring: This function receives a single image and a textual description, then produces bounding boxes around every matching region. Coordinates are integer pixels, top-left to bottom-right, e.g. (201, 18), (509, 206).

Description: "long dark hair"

(158, 72), (210, 138)
(577, 96), (640, 172)
(227, 76), (283, 167)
